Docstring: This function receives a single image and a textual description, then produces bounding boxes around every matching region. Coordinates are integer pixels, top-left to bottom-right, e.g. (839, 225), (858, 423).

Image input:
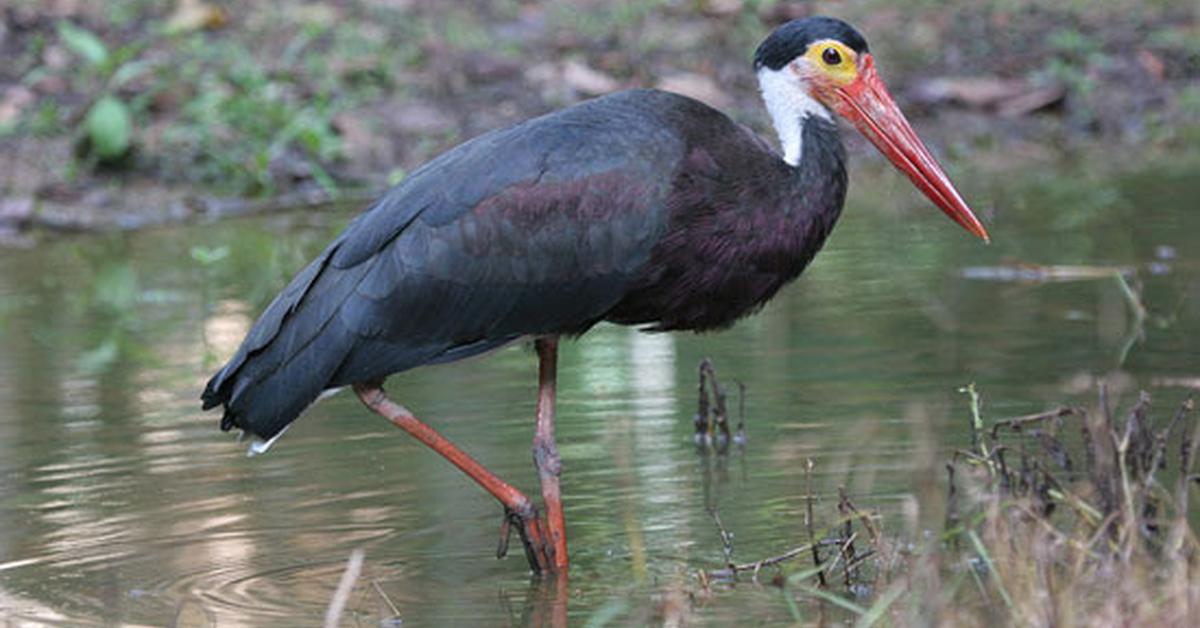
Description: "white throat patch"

(756, 66), (832, 166)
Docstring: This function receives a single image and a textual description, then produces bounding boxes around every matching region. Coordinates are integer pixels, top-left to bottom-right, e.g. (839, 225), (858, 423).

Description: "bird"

(202, 15), (989, 574)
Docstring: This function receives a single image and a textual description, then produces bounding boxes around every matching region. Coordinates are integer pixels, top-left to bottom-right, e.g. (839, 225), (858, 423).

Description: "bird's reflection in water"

(517, 573), (569, 628)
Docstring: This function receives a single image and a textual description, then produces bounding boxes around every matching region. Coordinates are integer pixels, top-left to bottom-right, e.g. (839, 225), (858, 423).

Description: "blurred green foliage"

(56, 21), (136, 162)
(156, 32), (346, 194)
(84, 95), (132, 159)
(3, 0), (1197, 197)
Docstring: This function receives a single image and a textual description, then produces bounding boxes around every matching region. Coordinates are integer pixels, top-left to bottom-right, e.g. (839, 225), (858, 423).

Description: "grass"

(3, 0), (1196, 203)
(4, 2), (401, 194)
(152, 31), (347, 194)
(693, 385), (1199, 626)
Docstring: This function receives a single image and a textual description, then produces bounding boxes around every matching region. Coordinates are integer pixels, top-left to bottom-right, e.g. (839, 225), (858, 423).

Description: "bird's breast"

(605, 195), (833, 332)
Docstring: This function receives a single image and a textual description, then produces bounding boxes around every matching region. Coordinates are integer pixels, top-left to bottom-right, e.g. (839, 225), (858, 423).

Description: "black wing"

(202, 90), (692, 439)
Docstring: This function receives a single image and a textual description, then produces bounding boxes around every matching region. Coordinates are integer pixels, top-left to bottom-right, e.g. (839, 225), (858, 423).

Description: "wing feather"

(202, 90), (688, 439)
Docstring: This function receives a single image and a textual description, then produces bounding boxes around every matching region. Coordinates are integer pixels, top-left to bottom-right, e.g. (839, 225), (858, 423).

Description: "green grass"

(3, 0), (1195, 198)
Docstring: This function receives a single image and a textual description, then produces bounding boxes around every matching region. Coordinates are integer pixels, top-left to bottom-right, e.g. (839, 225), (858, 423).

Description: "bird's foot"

(497, 505), (556, 574)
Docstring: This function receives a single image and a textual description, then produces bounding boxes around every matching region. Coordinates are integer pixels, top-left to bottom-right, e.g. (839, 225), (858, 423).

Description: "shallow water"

(1, 149), (1197, 625)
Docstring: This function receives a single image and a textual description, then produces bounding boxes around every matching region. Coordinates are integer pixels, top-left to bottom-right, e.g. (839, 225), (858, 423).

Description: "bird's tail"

(201, 243), (365, 441)
(201, 323), (352, 441)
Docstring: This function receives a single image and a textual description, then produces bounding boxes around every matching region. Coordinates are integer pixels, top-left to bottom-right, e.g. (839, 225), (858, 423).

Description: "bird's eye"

(821, 47), (842, 65)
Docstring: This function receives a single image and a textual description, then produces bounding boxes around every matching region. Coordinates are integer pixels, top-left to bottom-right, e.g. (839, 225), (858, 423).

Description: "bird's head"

(755, 17), (989, 242)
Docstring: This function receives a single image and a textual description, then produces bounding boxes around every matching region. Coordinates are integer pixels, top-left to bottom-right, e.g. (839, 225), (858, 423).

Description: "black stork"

(202, 16), (989, 574)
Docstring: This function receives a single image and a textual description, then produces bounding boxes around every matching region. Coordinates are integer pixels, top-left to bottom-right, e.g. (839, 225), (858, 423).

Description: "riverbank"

(2, 1), (1197, 239)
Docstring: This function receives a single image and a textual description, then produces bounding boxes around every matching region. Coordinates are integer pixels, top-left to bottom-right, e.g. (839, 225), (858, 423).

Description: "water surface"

(1, 149), (1197, 625)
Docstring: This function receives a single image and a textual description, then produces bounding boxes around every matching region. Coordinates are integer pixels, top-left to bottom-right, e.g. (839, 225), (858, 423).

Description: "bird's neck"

(796, 112), (854, 208)
(756, 68), (833, 167)
(778, 114), (848, 246)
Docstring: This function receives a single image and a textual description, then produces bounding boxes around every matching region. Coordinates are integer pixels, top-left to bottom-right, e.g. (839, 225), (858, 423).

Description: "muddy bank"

(1, 1), (1197, 238)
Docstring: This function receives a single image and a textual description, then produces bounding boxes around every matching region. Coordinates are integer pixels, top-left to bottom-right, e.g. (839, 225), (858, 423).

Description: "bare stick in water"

(805, 458), (826, 588)
(324, 548), (365, 628)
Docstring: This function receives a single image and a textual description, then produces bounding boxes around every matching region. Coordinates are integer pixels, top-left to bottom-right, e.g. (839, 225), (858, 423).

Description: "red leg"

(533, 337), (569, 571)
(353, 382), (553, 573)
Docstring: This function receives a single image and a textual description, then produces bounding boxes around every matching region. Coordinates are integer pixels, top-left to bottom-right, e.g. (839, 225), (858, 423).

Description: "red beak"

(824, 54), (990, 242)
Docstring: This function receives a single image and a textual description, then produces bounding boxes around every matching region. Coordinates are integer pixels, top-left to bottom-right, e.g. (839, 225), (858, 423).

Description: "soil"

(1, 1), (1197, 238)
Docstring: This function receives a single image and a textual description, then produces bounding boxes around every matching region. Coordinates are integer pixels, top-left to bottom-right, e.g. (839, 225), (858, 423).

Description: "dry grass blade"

(694, 373), (1199, 627)
(854, 583), (906, 628)
(791, 584), (867, 616)
(966, 529), (1014, 612)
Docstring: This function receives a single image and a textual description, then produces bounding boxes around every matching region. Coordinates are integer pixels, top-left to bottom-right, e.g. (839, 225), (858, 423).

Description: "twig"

(946, 463), (961, 534)
(1114, 272), (1147, 365)
(990, 406), (1078, 441)
(1099, 383), (1115, 436)
(1145, 394), (1192, 490)
(843, 548), (877, 575)
(704, 518), (859, 583)
(371, 580), (400, 619)
(734, 380), (747, 445)
(805, 458), (826, 588)
(823, 531), (859, 589)
(1113, 416), (1139, 559)
(693, 360), (746, 451)
(701, 360), (731, 448)
(324, 549), (365, 628)
(837, 487), (881, 545)
(1038, 430), (1073, 473)
(952, 448), (993, 467)
(714, 379), (731, 448)
(708, 507), (736, 569)
(694, 359), (712, 443)
(960, 384), (988, 456)
(1083, 392), (1118, 518)
(706, 543), (816, 580)
(1176, 396), (1200, 513)
(835, 488), (858, 588)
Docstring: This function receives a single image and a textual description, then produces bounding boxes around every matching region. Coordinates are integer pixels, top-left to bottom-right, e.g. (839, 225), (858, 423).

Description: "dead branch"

(805, 458), (826, 588)
(990, 406), (1079, 441)
(324, 548), (365, 628)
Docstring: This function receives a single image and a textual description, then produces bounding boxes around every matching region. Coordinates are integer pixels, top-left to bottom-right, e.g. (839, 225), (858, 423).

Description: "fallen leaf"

(461, 51), (522, 82)
(560, 60), (620, 96)
(996, 85), (1067, 117)
(911, 77), (1030, 108)
(910, 76), (1064, 115)
(701, 0), (744, 18)
(657, 72), (731, 109)
(1136, 49), (1165, 81)
(526, 60), (621, 99)
(386, 103), (454, 134)
(0, 86), (35, 127)
(165, 0), (228, 34)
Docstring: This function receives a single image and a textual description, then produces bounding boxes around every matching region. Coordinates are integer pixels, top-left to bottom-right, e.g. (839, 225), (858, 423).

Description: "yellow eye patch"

(801, 39), (859, 86)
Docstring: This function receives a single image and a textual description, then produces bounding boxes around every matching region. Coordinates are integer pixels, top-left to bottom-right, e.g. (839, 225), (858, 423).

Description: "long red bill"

(827, 54), (990, 242)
